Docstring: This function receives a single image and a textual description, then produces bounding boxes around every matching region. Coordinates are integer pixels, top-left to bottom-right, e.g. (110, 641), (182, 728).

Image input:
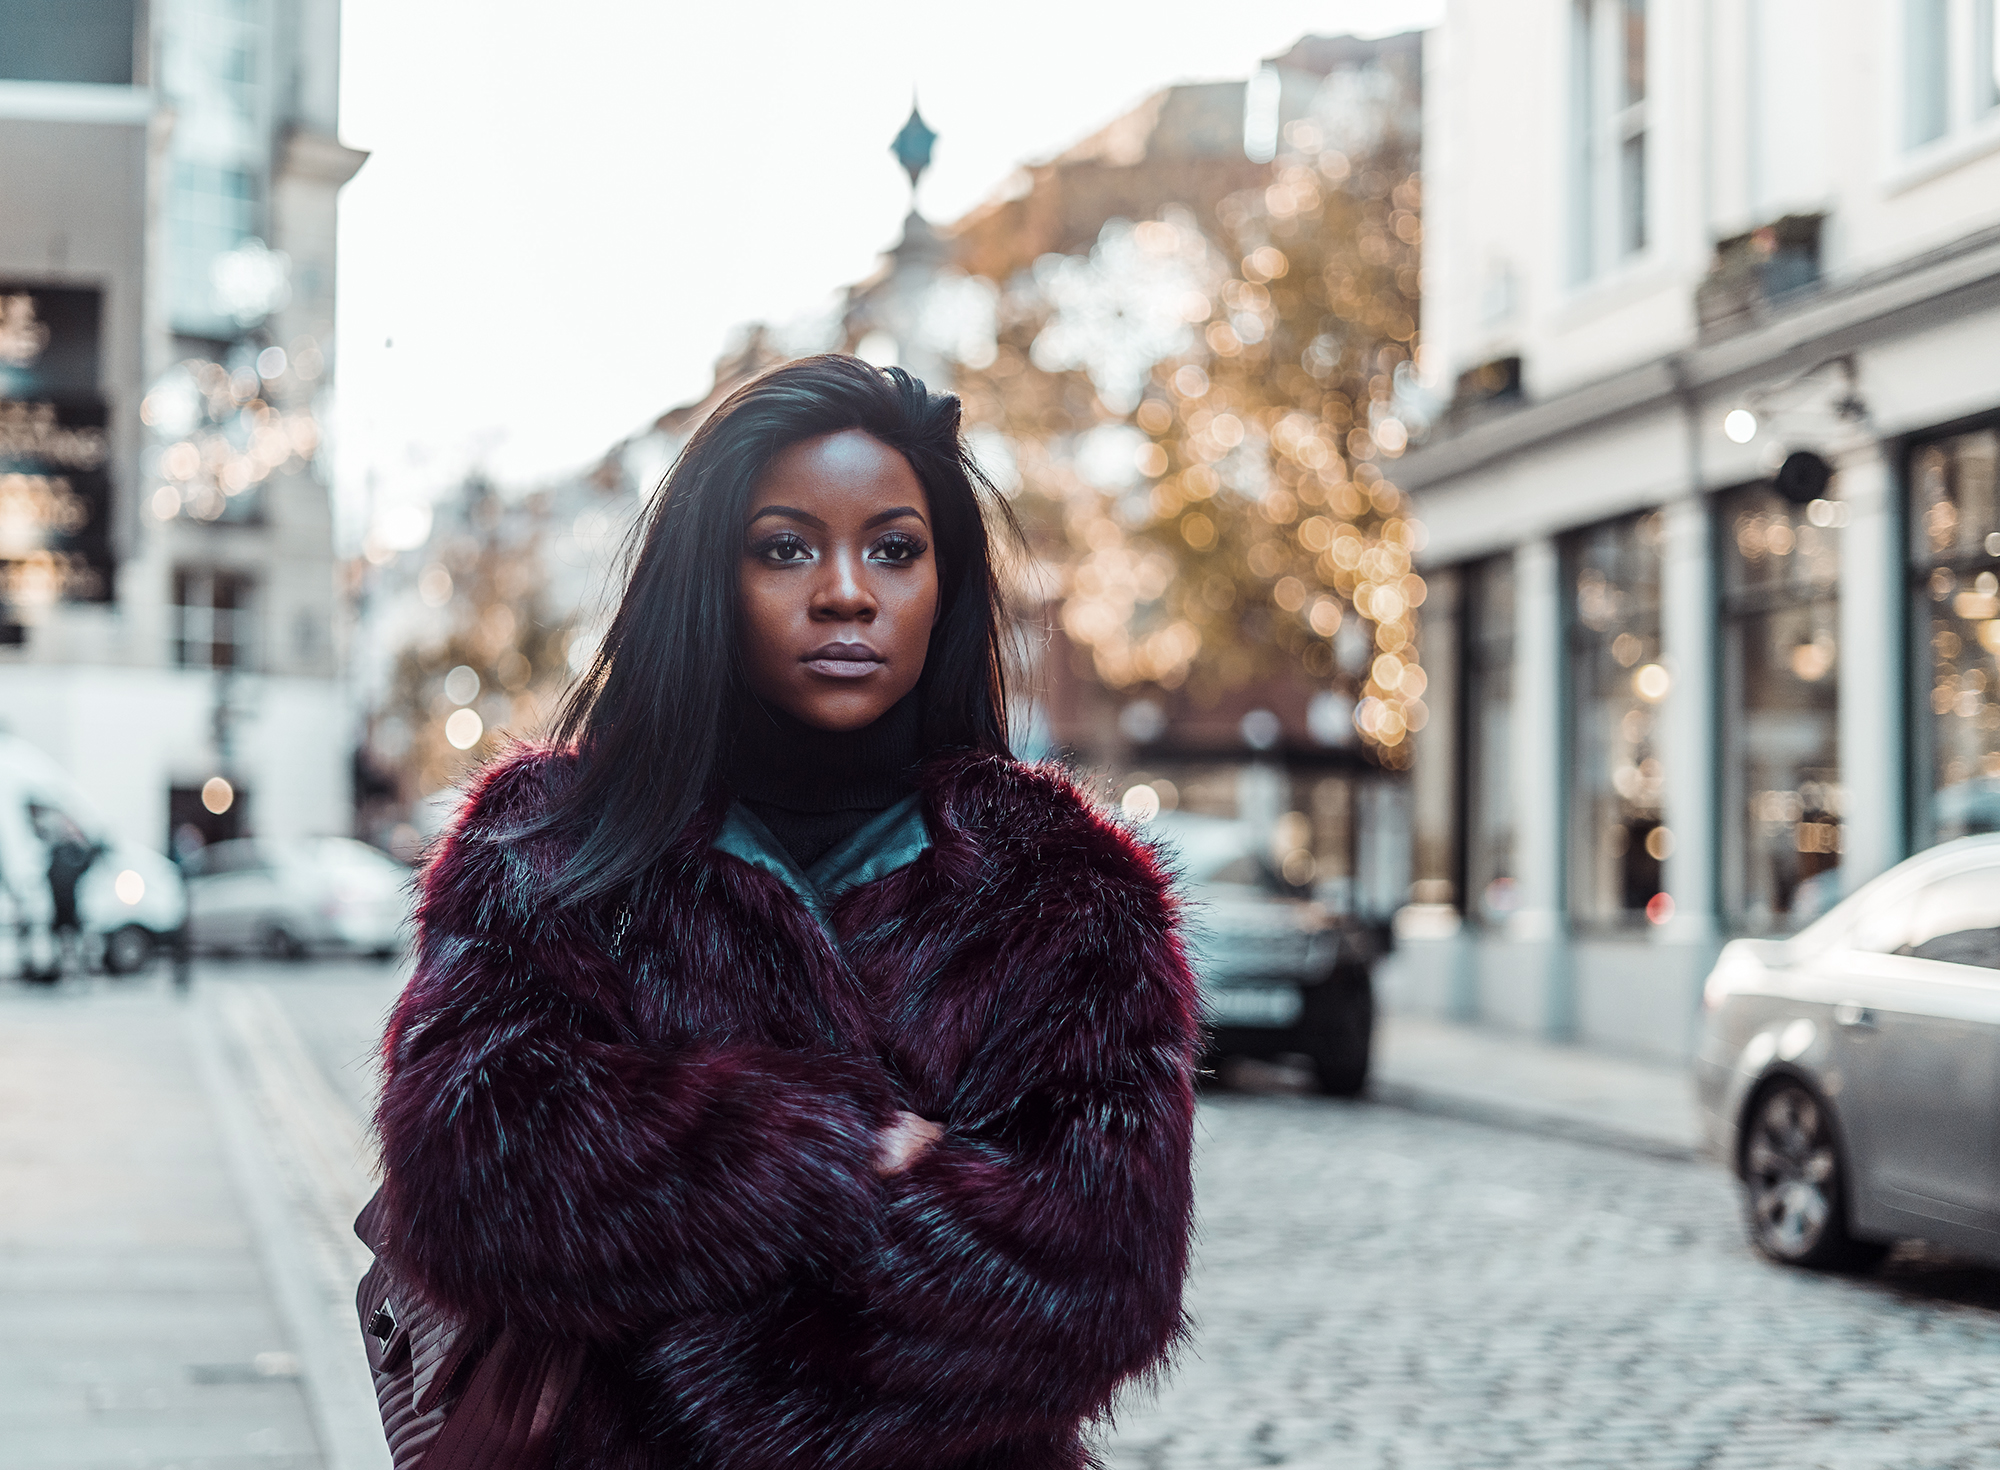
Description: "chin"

(788, 691), (898, 732)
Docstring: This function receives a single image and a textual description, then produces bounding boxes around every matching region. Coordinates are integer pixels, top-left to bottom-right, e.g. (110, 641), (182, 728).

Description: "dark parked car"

(1696, 834), (2000, 1270)
(1151, 810), (1384, 1095)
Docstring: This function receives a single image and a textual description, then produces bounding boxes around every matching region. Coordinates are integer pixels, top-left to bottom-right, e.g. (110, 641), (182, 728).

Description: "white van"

(0, 733), (186, 978)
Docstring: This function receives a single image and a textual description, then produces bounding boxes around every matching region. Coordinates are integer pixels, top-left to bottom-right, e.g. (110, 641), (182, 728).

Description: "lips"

(801, 641), (886, 679)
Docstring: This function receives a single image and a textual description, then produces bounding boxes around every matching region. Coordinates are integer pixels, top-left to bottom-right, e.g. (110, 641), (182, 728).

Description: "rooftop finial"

(891, 98), (937, 193)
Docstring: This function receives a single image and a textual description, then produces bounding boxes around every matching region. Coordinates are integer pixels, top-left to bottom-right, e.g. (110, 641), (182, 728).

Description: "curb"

(1366, 1078), (1707, 1164)
(186, 983), (391, 1470)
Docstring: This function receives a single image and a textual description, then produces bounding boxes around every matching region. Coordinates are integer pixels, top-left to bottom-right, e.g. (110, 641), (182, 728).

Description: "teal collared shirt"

(711, 792), (933, 934)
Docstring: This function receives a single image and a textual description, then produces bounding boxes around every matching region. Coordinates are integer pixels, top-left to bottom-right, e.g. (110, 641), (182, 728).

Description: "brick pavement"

(1099, 1095), (2000, 1470)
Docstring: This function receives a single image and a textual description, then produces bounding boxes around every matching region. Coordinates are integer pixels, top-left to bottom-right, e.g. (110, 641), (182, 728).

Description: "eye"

(870, 532), (928, 565)
(752, 532), (814, 565)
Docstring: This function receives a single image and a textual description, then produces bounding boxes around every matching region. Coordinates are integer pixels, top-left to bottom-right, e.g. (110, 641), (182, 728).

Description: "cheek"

(738, 575), (798, 663)
(896, 569), (942, 654)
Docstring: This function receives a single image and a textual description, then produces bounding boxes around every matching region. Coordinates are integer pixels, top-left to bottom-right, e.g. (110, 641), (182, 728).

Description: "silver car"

(1696, 834), (2000, 1270)
(185, 837), (412, 961)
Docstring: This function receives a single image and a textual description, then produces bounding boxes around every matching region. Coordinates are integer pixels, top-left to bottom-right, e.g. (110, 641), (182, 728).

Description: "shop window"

(1721, 485), (1844, 931)
(1565, 511), (1667, 927)
(1409, 567), (1462, 909)
(1910, 426), (2000, 844)
(173, 567), (256, 670)
(1463, 555), (1517, 923)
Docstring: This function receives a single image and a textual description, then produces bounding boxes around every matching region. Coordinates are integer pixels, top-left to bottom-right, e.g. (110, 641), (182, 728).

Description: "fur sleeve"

(641, 797), (1200, 1467)
(375, 753), (894, 1342)
(858, 818), (1200, 1432)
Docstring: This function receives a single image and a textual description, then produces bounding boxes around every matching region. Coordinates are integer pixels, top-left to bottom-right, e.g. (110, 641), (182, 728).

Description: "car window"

(1206, 853), (1265, 886)
(192, 840), (268, 877)
(28, 803), (90, 847)
(307, 838), (404, 873)
(1857, 861), (2000, 971)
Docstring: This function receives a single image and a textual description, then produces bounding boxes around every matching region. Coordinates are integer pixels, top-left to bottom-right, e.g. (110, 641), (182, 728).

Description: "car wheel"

(102, 924), (156, 976)
(260, 924), (307, 963)
(1741, 1079), (1886, 1271)
(1299, 967), (1373, 1098)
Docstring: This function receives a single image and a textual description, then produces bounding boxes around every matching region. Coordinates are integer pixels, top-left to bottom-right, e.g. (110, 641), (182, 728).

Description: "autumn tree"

(957, 113), (1427, 765)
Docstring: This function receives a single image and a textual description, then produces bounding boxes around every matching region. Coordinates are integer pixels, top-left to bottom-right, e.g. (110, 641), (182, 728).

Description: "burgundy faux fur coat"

(376, 746), (1200, 1470)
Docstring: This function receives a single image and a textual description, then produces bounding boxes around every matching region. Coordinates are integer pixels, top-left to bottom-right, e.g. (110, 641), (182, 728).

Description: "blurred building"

(1394, 0), (2000, 1057)
(0, 0), (362, 853)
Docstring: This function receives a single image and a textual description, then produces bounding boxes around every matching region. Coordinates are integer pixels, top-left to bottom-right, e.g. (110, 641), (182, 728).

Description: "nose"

(810, 546), (876, 622)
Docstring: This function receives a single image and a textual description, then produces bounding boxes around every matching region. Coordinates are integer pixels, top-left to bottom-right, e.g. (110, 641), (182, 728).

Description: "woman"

(375, 355), (1200, 1469)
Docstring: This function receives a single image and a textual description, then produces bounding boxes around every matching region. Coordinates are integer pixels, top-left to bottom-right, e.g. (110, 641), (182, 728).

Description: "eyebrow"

(747, 504), (929, 530)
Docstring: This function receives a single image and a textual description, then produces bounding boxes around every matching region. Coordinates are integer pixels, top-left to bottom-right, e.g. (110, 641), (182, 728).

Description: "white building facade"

(1392, 0), (2000, 1058)
(0, 0), (363, 854)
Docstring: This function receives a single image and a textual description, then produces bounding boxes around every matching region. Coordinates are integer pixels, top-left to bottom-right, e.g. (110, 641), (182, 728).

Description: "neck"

(724, 692), (924, 814)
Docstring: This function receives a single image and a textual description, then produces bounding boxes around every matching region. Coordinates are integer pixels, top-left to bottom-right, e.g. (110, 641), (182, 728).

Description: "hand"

(874, 1111), (943, 1177)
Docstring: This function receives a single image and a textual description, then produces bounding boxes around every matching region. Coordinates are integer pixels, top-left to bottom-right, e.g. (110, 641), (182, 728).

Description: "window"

(1409, 567), (1461, 909)
(173, 568), (256, 670)
(183, 840), (269, 878)
(168, 165), (257, 336)
(0, 0), (136, 85)
(1463, 555), (1517, 923)
(1910, 427), (2000, 845)
(1983, 0), (2000, 114)
(1721, 485), (1843, 932)
(1905, 0), (2000, 150)
(1565, 512), (1667, 927)
(1571, 0), (1649, 282)
(1909, 0), (1951, 146)
(1854, 860), (2000, 968)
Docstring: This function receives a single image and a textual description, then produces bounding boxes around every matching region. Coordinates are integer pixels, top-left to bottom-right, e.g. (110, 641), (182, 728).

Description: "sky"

(333, 0), (1442, 533)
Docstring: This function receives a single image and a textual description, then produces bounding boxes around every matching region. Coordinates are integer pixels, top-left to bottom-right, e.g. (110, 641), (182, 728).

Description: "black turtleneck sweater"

(724, 693), (925, 870)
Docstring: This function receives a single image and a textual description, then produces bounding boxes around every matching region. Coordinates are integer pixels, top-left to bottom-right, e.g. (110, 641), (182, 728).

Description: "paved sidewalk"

(1371, 1012), (1703, 1158)
(0, 977), (325, 1470)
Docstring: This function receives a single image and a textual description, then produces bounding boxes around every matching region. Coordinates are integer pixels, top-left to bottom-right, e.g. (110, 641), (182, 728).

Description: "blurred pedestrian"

(30, 804), (97, 979)
(366, 356), (1201, 1468)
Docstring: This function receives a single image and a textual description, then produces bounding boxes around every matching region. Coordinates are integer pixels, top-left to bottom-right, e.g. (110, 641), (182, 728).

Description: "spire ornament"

(890, 100), (937, 192)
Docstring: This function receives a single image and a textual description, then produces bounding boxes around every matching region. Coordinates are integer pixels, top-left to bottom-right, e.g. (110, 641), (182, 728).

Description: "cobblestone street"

(11, 970), (2000, 1469)
(1103, 1095), (2000, 1470)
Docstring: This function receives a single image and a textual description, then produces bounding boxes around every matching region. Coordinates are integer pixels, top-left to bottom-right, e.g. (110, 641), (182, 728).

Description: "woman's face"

(738, 429), (939, 732)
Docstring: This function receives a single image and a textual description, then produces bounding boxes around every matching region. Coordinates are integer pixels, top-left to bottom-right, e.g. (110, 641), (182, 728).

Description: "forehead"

(751, 430), (928, 518)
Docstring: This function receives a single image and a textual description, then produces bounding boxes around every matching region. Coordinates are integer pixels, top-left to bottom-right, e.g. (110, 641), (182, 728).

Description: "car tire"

(260, 924), (307, 963)
(102, 924), (156, 976)
(1741, 1078), (1887, 1272)
(1299, 967), (1373, 1097)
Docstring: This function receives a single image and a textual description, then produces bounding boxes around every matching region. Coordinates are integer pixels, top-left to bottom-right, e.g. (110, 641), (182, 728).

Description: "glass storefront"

(1564, 512), (1667, 926)
(1721, 483), (1844, 931)
(1463, 554), (1517, 923)
(1911, 425), (2000, 843)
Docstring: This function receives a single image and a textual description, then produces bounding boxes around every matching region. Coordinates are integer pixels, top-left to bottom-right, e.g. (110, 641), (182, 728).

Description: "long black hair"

(532, 354), (1015, 904)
